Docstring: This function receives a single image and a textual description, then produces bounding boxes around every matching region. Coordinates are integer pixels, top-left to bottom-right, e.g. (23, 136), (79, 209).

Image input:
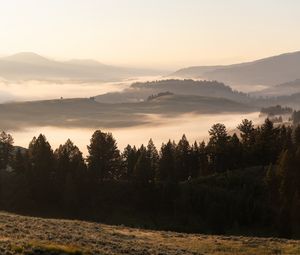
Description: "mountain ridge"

(0, 52), (163, 82)
(171, 51), (300, 87)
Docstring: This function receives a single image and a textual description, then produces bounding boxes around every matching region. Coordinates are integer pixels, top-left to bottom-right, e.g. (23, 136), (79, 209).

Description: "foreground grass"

(0, 212), (299, 254)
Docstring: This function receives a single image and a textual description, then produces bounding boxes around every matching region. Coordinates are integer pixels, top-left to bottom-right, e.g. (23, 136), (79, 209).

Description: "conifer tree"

(87, 130), (121, 181)
(28, 134), (54, 204)
(0, 131), (14, 170)
(158, 140), (176, 182)
(175, 134), (191, 181)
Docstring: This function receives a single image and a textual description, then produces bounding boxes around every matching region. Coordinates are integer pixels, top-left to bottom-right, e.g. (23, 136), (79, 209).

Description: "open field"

(0, 212), (299, 255)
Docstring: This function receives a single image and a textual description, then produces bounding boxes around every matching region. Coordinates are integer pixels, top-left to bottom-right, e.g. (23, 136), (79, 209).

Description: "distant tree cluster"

(260, 105), (293, 116)
(147, 91), (174, 101)
(0, 119), (299, 238)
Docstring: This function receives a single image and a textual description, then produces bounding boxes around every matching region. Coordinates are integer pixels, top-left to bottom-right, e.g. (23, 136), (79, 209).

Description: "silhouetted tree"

(28, 134), (54, 205)
(158, 140), (176, 182)
(55, 139), (86, 208)
(133, 145), (152, 183)
(87, 130), (121, 181)
(0, 131), (14, 170)
(293, 125), (300, 148)
(122, 145), (138, 180)
(198, 141), (209, 176)
(146, 139), (159, 182)
(175, 135), (191, 181)
(207, 123), (229, 172)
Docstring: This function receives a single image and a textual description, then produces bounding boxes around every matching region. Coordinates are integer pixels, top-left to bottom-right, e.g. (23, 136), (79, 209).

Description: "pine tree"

(0, 131), (14, 170)
(133, 145), (155, 184)
(158, 140), (176, 182)
(207, 124), (229, 172)
(55, 139), (86, 203)
(190, 141), (200, 179)
(122, 145), (138, 180)
(13, 148), (27, 174)
(175, 134), (191, 181)
(237, 119), (255, 145)
(146, 139), (159, 182)
(28, 134), (54, 204)
(293, 125), (300, 148)
(87, 130), (121, 181)
(198, 141), (209, 176)
(256, 119), (279, 165)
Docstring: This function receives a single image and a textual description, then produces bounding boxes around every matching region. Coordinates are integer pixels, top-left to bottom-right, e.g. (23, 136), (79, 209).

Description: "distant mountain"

(0, 52), (163, 82)
(171, 51), (300, 87)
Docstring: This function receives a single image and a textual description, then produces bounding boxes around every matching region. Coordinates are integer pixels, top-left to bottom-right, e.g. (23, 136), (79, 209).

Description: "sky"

(0, 0), (300, 69)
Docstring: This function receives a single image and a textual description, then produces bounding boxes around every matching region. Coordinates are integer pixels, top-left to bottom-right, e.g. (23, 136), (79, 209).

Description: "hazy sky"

(0, 0), (300, 69)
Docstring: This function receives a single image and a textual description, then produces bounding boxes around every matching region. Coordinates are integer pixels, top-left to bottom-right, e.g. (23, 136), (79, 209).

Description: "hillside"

(0, 212), (298, 255)
(0, 52), (161, 82)
(0, 95), (256, 130)
(252, 79), (300, 97)
(95, 79), (250, 104)
(171, 51), (300, 87)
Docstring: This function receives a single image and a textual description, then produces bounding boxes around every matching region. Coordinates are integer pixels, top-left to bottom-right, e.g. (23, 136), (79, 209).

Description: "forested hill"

(95, 79), (251, 104)
(0, 119), (299, 238)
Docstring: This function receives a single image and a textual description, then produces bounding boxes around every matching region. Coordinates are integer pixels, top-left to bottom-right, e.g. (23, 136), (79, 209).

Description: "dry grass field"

(0, 212), (299, 255)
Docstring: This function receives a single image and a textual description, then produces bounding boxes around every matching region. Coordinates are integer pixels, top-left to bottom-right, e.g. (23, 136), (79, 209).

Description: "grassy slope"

(0, 212), (299, 255)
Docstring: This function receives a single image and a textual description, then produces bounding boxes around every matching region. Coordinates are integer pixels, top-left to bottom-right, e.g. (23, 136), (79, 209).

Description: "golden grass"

(0, 211), (299, 254)
(27, 241), (85, 255)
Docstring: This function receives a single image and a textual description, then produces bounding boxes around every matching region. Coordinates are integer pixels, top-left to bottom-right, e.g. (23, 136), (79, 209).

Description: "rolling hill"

(252, 79), (300, 97)
(171, 51), (300, 87)
(0, 95), (256, 130)
(95, 79), (250, 104)
(0, 52), (162, 82)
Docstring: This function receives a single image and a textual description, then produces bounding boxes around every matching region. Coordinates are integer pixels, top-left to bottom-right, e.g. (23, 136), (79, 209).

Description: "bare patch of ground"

(0, 212), (299, 254)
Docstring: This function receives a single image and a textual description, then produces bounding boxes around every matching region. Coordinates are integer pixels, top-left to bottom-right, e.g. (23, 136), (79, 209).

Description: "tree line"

(0, 119), (299, 238)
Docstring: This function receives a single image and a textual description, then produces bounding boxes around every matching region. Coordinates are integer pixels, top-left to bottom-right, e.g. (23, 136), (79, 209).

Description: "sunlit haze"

(1, 0), (300, 68)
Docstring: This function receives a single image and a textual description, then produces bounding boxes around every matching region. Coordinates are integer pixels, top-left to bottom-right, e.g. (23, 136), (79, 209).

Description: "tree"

(237, 119), (255, 145)
(55, 139), (86, 180)
(55, 139), (86, 206)
(87, 130), (121, 181)
(0, 131), (14, 170)
(175, 135), (191, 181)
(279, 125), (293, 151)
(227, 133), (242, 170)
(255, 119), (279, 165)
(207, 124), (229, 172)
(122, 145), (138, 180)
(293, 125), (300, 148)
(28, 134), (54, 204)
(198, 141), (209, 176)
(146, 139), (159, 182)
(13, 148), (28, 175)
(158, 140), (176, 182)
(190, 141), (200, 179)
(133, 145), (152, 183)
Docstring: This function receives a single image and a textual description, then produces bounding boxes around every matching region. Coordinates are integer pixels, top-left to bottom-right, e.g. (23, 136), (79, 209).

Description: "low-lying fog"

(10, 112), (261, 155)
(0, 77), (263, 154)
(0, 76), (161, 103)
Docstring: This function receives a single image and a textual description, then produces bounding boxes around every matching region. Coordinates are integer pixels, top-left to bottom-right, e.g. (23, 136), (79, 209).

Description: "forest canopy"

(0, 119), (299, 238)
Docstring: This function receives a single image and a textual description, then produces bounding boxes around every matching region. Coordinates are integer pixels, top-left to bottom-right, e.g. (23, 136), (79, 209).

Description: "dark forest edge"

(0, 118), (299, 239)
